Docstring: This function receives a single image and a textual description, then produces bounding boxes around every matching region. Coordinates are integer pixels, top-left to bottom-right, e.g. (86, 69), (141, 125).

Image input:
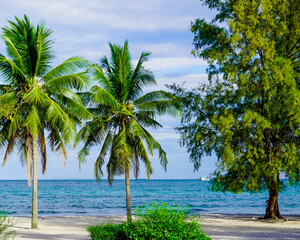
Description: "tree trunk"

(125, 165), (132, 223)
(264, 177), (283, 219)
(31, 136), (38, 229)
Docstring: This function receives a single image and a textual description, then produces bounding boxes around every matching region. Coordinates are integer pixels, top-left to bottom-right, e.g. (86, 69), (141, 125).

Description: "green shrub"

(88, 202), (211, 240)
(0, 213), (16, 240)
(87, 223), (126, 240)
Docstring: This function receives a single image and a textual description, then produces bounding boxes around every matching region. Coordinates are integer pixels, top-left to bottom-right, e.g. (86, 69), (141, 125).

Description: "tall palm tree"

(76, 41), (179, 222)
(0, 15), (91, 229)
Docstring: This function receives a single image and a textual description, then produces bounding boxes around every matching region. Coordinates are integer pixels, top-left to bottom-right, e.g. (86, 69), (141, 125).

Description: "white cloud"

(144, 57), (207, 72)
(1, 0), (208, 32)
(141, 73), (209, 91)
(0, 0), (211, 66)
(151, 132), (179, 141)
(133, 43), (192, 58)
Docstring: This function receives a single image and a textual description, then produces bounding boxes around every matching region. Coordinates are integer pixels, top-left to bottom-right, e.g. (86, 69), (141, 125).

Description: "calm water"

(0, 179), (299, 216)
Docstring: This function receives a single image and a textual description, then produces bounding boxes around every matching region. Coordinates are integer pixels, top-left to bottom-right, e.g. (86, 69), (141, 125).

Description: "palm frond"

(0, 91), (18, 108)
(131, 135), (153, 179)
(42, 72), (89, 91)
(126, 52), (156, 100)
(132, 150), (140, 180)
(0, 55), (30, 84)
(100, 55), (112, 74)
(25, 130), (33, 186)
(138, 101), (179, 116)
(135, 90), (178, 104)
(2, 35), (25, 71)
(127, 119), (154, 155)
(94, 130), (114, 181)
(34, 22), (53, 77)
(106, 42), (128, 100)
(77, 118), (112, 165)
(24, 105), (41, 137)
(135, 90), (180, 121)
(77, 92), (94, 106)
(75, 117), (107, 146)
(44, 95), (75, 143)
(107, 149), (124, 186)
(42, 56), (90, 81)
(38, 127), (47, 174)
(7, 108), (22, 139)
(143, 128), (168, 171)
(112, 124), (132, 161)
(90, 64), (115, 95)
(135, 112), (163, 128)
(131, 52), (151, 84)
(92, 85), (120, 109)
(2, 133), (16, 167)
(2, 15), (53, 79)
(48, 127), (67, 163)
(23, 85), (49, 106)
(50, 89), (93, 120)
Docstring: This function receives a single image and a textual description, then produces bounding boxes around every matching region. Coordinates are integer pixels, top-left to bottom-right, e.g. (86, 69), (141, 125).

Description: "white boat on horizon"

(199, 177), (210, 181)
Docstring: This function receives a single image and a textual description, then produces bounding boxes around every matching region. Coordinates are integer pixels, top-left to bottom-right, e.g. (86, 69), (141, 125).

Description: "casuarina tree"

(169, 0), (300, 219)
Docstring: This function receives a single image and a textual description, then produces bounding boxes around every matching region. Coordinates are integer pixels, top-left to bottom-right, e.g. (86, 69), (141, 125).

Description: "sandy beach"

(9, 214), (300, 240)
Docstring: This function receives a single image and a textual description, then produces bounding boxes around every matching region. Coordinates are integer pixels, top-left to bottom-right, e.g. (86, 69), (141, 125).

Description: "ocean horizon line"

(0, 177), (291, 181)
(0, 178), (202, 181)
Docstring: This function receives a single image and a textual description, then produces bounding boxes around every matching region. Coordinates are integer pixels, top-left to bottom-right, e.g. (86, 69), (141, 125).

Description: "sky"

(0, 0), (217, 180)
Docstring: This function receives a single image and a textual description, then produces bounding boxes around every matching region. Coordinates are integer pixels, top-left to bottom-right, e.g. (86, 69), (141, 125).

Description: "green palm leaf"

(0, 55), (30, 84)
(92, 85), (120, 108)
(43, 56), (90, 81)
(42, 72), (89, 90)
(2, 35), (25, 70)
(23, 85), (49, 106)
(24, 106), (41, 137)
(94, 130), (114, 180)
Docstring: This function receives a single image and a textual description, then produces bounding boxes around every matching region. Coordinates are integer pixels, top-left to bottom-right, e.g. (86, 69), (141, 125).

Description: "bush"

(87, 223), (126, 240)
(0, 213), (16, 240)
(88, 202), (211, 240)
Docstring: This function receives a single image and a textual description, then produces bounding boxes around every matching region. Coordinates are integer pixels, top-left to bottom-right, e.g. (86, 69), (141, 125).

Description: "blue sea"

(1, 179), (299, 216)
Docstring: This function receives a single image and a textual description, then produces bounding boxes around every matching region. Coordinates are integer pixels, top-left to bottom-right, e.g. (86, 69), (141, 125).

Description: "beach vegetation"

(87, 202), (211, 240)
(169, 0), (300, 219)
(0, 15), (91, 228)
(76, 41), (179, 222)
(0, 213), (16, 239)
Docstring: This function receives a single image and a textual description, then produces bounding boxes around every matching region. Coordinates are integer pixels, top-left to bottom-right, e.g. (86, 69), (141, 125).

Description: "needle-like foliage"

(0, 15), (91, 228)
(76, 41), (179, 222)
(170, 0), (300, 220)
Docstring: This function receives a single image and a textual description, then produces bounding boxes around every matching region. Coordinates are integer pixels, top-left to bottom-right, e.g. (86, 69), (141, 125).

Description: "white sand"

(9, 214), (300, 240)
(200, 214), (300, 240)
(10, 216), (127, 240)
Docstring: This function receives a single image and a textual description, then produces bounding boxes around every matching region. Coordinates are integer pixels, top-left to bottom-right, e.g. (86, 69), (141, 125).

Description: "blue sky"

(0, 0), (217, 180)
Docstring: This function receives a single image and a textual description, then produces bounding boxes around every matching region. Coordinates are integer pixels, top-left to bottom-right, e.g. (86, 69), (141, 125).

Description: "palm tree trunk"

(31, 136), (38, 229)
(125, 165), (132, 223)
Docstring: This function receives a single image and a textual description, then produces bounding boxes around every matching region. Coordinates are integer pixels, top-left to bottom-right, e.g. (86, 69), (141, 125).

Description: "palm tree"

(0, 15), (91, 229)
(76, 41), (178, 222)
